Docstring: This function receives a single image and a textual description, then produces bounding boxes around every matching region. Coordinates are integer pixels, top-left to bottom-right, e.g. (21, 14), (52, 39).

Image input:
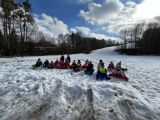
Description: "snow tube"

(108, 73), (128, 81)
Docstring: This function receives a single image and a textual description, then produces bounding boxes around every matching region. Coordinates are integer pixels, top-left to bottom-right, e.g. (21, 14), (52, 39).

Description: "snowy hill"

(0, 47), (160, 120)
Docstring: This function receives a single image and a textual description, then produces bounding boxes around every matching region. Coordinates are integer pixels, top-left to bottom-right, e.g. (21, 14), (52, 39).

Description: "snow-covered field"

(0, 47), (160, 120)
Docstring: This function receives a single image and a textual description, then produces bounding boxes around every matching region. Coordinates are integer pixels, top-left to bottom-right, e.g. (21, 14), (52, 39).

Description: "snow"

(0, 47), (160, 120)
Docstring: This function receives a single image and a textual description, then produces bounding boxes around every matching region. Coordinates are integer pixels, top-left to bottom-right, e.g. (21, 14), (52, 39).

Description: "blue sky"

(30, 0), (160, 40)
(31, 0), (89, 28)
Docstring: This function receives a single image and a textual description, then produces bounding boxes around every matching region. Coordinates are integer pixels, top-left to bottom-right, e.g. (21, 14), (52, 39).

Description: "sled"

(108, 67), (127, 72)
(32, 65), (41, 70)
(108, 73), (128, 81)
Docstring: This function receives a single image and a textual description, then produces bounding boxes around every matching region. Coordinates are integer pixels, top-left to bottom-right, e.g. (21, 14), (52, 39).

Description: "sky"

(30, 0), (160, 40)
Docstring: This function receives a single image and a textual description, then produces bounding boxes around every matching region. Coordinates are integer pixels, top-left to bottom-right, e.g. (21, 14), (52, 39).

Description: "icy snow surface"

(0, 47), (160, 120)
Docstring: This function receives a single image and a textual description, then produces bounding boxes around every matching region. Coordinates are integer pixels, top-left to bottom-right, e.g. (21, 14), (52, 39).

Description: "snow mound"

(0, 47), (160, 120)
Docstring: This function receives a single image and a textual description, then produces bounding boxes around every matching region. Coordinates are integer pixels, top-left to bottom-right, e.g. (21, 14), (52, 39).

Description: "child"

(43, 59), (49, 67)
(108, 61), (115, 71)
(116, 61), (121, 71)
(82, 59), (89, 69)
(97, 60), (104, 69)
(64, 59), (70, 69)
(85, 61), (94, 75)
(35, 58), (43, 67)
(74, 60), (82, 72)
(60, 55), (65, 63)
(54, 59), (59, 68)
(96, 63), (108, 80)
(65, 54), (71, 63)
(48, 61), (54, 69)
(70, 60), (76, 69)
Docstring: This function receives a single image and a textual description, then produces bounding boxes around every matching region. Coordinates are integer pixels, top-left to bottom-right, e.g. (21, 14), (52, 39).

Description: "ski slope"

(0, 47), (160, 120)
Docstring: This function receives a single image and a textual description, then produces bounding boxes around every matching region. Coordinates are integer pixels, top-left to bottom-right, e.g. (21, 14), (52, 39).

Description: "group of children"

(69, 59), (94, 75)
(33, 55), (127, 80)
(33, 55), (71, 69)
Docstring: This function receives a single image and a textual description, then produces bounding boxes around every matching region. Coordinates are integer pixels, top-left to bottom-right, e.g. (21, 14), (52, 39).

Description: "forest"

(117, 21), (160, 55)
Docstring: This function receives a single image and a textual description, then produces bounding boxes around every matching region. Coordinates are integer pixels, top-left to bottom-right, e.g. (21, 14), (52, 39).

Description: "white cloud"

(107, 19), (137, 33)
(80, 0), (124, 24)
(79, 0), (92, 4)
(70, 26), (120, 40)
(107, 0), (160, 34)
(79, 0), (160, 36)
(106, 1), (138, 33)
(34, 13), (69, 38)
(70, 28), (78, 33)
(133, 0), (160, 19)
(71, 26), (90, 34)
(126, 1), (137, 6)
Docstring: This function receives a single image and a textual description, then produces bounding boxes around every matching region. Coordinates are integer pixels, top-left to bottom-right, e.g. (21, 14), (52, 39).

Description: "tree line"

(116, 21), (160, 55)
(56, 32), (120, 54)
(0, 0), (119, 56)
(33, 32), (120, 55)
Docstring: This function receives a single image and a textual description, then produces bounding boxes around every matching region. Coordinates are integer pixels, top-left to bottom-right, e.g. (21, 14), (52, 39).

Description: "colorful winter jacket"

(77, 62), (81, 68)
(98, 67), (107, 73)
